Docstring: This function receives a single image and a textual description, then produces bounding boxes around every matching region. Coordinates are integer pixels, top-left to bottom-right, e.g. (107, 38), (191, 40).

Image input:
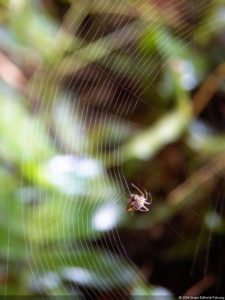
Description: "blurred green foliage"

(0, 0), (225, 298)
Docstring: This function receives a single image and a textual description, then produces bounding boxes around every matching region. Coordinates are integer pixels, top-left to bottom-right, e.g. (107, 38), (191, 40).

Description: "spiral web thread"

(18, 0), (216, 297)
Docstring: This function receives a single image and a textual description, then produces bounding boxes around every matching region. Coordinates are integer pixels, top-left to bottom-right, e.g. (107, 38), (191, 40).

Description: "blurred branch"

(137, 151), (225, 228)
(44, 20), (141, 77)
(104, 60), (225, 167)
(137, 0), (187, 29)
(103, 100), (192, 166)
(192, 62), (225, 115)
(194, 0), (225, 46)
(91, 0), (137, 16)
(52, 0), (90, 49)
(184, 274), (215, 296)
(124, 103), (191, 160)
(168, 152), (225, 206)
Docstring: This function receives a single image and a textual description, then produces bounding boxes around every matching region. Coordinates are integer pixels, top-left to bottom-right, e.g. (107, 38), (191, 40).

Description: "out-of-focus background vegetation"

(1, 0), (225, 298)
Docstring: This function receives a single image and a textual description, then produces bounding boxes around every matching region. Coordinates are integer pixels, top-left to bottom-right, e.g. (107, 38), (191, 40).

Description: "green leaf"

(24, 192), (122, 244)
(0, 83), (54, 164)
(29, 248), (139, 290)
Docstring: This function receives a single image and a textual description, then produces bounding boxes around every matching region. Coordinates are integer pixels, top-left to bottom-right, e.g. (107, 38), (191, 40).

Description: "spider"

(127, 183), (152, 212)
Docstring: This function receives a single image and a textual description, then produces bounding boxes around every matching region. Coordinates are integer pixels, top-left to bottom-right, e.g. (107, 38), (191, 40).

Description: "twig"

(168, 152), (225, 205)
(139, 152), (225, 227)
(184, 274), (215, 296)
(192, 62), (225, 116)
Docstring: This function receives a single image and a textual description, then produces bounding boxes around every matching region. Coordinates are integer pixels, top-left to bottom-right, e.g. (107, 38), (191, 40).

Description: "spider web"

(11, 0), (225, 298)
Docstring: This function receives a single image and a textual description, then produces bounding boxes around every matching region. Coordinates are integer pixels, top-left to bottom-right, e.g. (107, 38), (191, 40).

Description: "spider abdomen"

(134, 195), (146, 209)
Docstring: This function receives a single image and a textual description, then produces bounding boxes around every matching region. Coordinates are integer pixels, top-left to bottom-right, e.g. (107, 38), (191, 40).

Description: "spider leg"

(138, 206), (149, 211)
(144, 189), (148, 200)
(131, 183), (144, 196)
(145, 201), (151, 205)
(148, 192), (152, 204)
(137, 208), (144, 211)
(126, 207), (133, 212)
(140, 207), (149, 212)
